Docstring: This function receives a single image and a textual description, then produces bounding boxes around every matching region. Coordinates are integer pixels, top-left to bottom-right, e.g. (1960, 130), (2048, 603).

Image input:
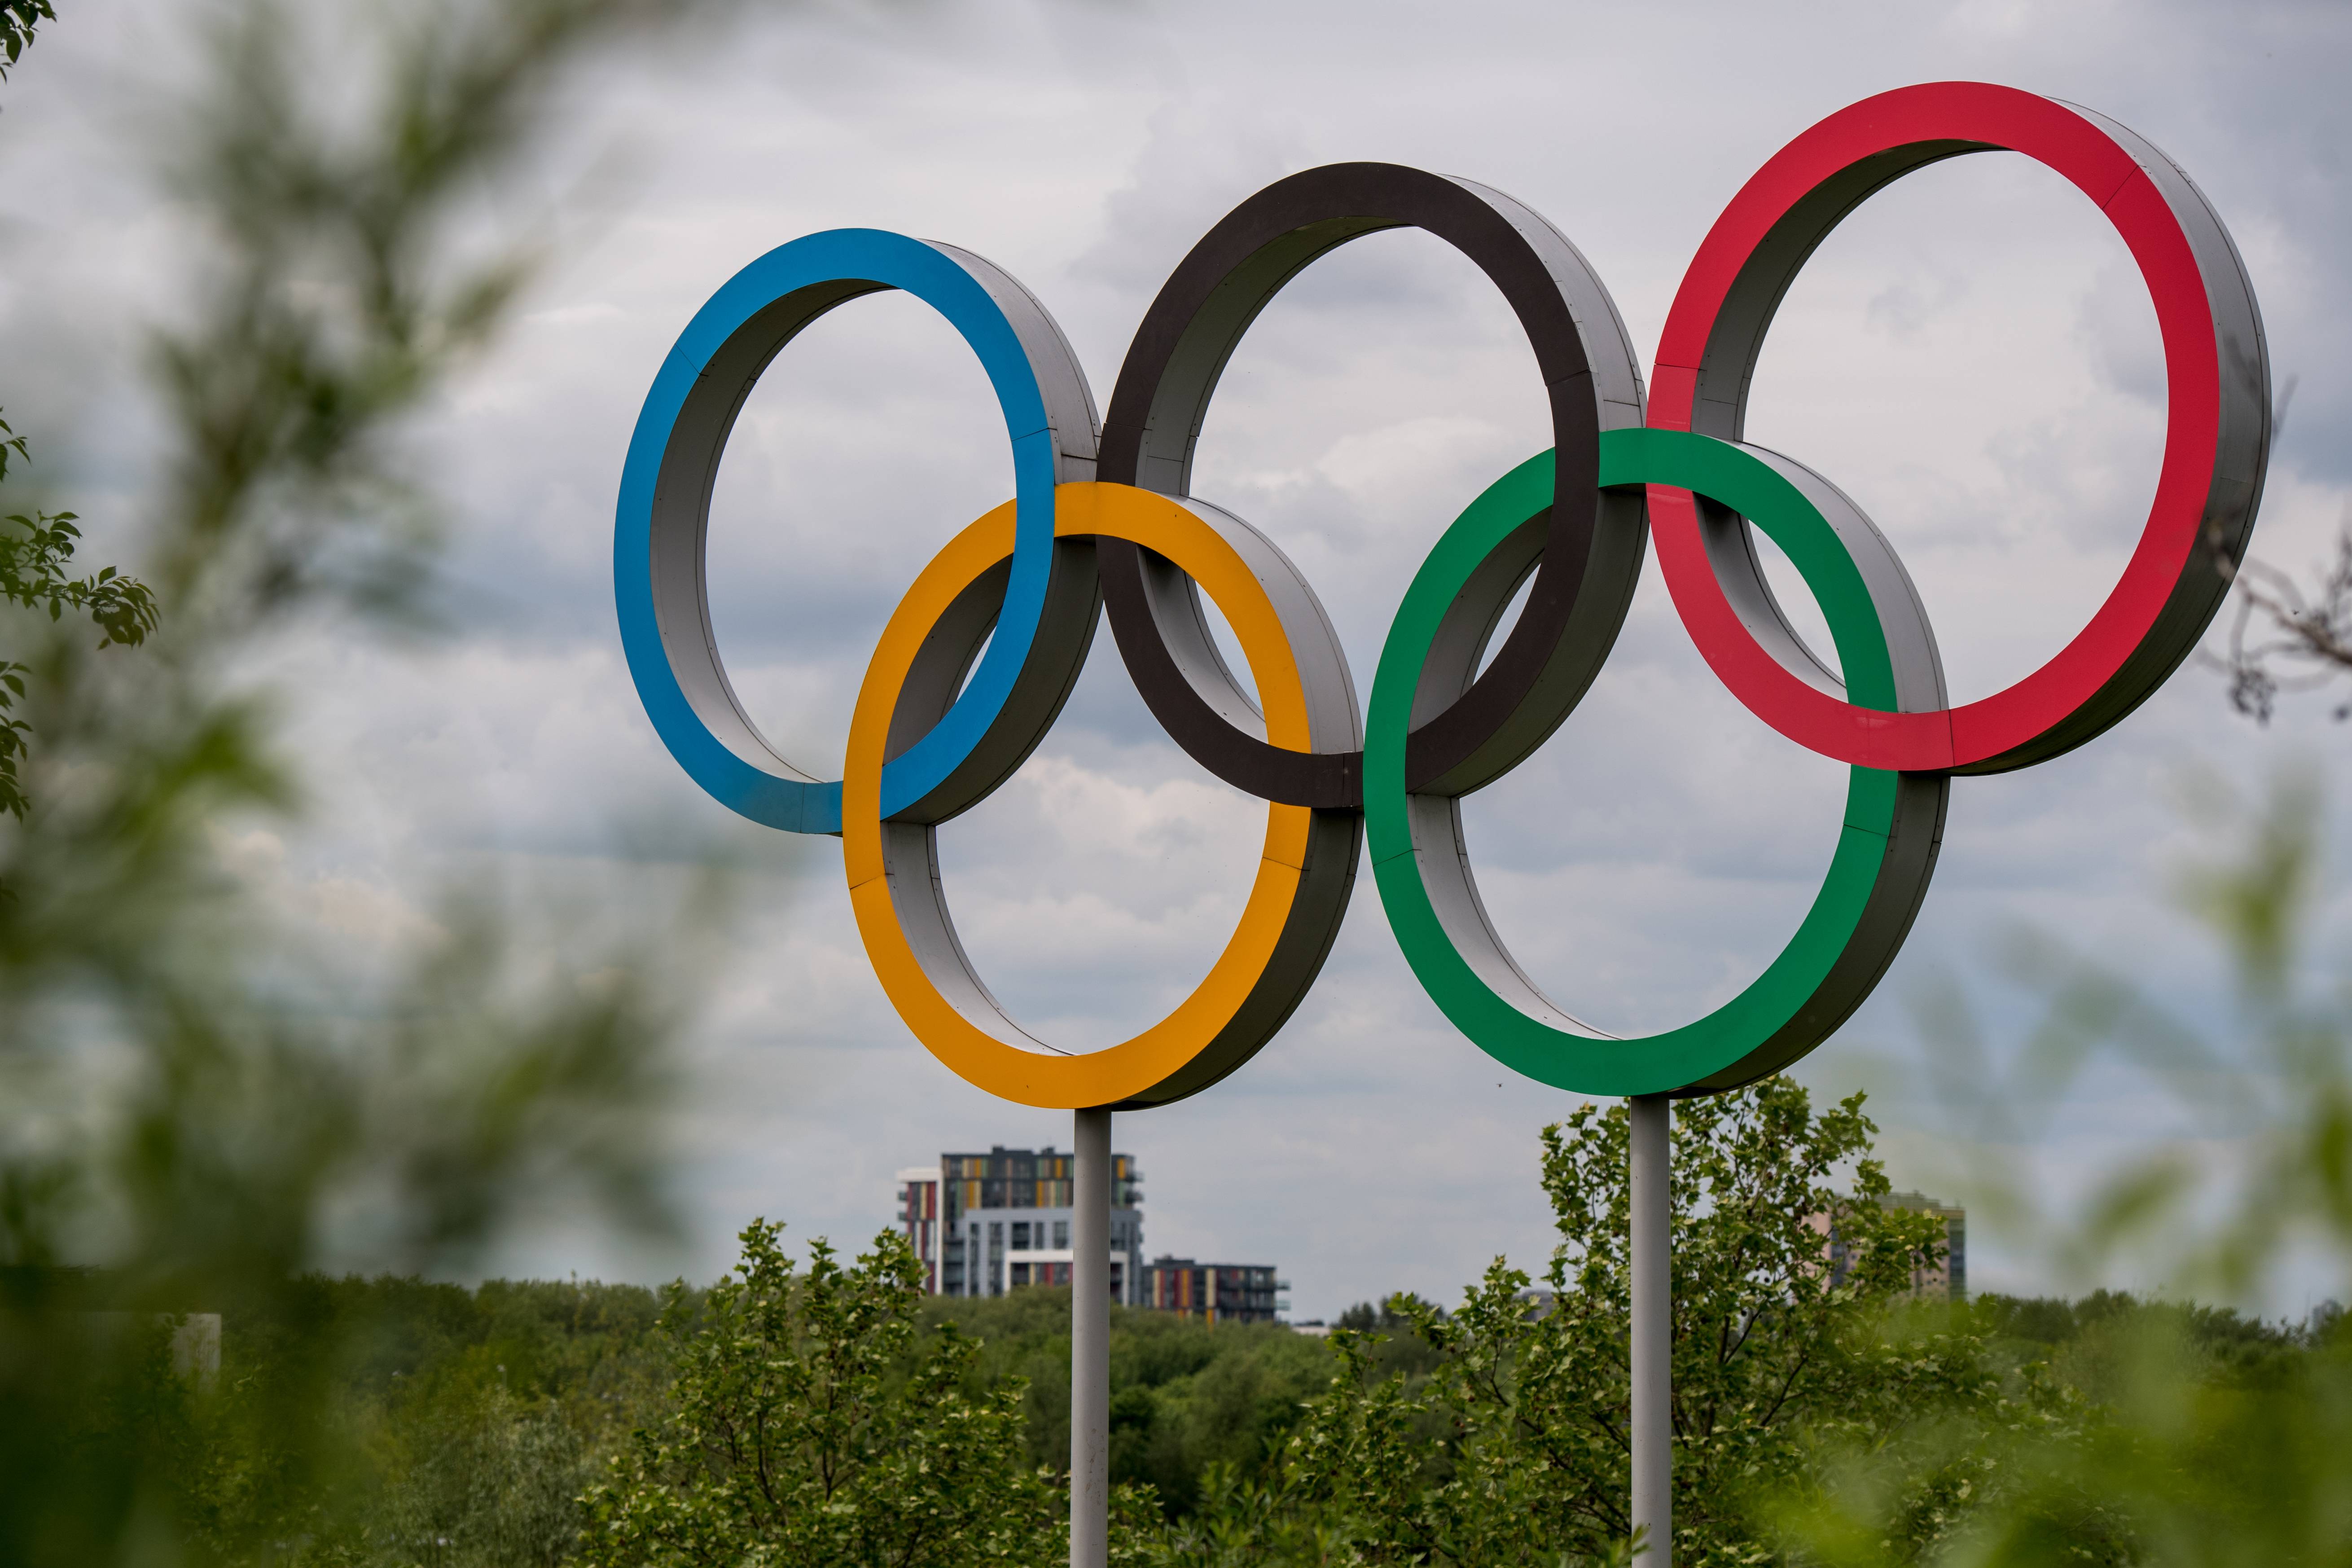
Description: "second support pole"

(1630, 1093), (1672, 1568)
(1072, 1106), (1111, 1568)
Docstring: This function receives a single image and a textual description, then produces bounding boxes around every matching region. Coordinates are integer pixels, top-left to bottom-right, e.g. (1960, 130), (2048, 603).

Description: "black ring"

(1097, 163), (1649, 807)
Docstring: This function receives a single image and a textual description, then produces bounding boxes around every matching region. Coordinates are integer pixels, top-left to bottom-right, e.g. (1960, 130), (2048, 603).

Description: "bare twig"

(2209, 502), (2352, 725)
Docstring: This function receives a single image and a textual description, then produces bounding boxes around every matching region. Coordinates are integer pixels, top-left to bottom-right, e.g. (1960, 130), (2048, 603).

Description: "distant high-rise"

(1882, 1190), (1966, 1300)
(896, 1146), (1145, 1304)
(1815, 1190), (1967, 1300)
(1138, 1258), (1286, 1324)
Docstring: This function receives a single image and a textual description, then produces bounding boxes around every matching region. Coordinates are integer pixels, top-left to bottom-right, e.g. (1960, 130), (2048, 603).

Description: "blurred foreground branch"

(1778, 769), (2352, 1567)
(0, 0), (746, 1561)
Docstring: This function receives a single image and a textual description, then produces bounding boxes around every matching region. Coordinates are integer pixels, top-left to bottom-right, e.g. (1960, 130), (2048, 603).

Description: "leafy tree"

(374, 1380), (596, 1568)
(1299, 1084), (1989, 1566)
(1104, 1316), (1335, 1514)
(929, 1287), (1343, 1515)
(580, 1222), (1064, 1568)
(1334, 1300), (1413, 1335)
(1112, 1082), (2019, 1568)
(207, 1272), (674, 1565)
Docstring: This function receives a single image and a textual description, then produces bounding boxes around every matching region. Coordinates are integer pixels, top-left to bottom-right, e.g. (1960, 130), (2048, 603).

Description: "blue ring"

(614, 229), (1063, 835)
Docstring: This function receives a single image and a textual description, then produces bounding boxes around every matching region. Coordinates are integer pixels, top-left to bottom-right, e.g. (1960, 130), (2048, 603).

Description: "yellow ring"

(844, 482), (1324, 1108)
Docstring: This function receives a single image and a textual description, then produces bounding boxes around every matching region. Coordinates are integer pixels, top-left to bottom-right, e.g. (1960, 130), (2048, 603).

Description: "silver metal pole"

(1630, 1093), (1671, 1568)
(1072, 1107), (1111, 1568)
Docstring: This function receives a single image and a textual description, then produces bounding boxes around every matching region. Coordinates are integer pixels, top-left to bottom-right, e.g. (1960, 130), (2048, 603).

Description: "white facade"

(897, 1146), (1144, 1304)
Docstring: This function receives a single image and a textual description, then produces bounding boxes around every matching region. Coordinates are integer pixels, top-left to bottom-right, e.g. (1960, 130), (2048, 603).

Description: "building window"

(1012, 1221), (1031, 1250)
(1011, 1262), (1030, 1287)
(1053, 1220), (1069, 1249)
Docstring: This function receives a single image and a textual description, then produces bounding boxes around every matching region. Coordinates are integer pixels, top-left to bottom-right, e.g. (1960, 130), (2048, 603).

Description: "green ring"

(1366, 428), (1909, 1096)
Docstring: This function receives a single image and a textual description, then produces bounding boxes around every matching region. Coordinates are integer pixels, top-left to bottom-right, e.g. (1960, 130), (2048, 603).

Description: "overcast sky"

(5, 0), (2352, 1318)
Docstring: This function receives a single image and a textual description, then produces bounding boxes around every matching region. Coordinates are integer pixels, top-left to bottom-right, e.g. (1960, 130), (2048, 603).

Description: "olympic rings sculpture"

(617, 82), (2269, 1107)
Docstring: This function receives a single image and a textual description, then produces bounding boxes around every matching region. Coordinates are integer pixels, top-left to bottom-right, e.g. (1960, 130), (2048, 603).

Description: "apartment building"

(1816, 1189), (1968, 1300)
(1138, 1257), (1286, 1324)
(896, 1145), (1145, 1304)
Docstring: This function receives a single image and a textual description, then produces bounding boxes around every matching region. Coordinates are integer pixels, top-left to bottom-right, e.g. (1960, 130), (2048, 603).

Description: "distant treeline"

(217, 1270), (1378, 1520)
(200, 1265), (2339, 1546)
(194, 1268), (1455, 1532)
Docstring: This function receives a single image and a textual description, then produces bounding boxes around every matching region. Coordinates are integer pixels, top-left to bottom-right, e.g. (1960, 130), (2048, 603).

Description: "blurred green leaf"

(1772, 768), (2352, 1568)
(0, 0), (750, 1561)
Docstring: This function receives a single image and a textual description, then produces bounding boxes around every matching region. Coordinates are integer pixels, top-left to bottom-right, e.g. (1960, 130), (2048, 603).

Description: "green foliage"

(1536, 1086), (1964, 1557)
(579, 1221), (1063, 1568)
(1109, 780), (2352, 1568)
(1107, 1457), (1350, 1568)
(1975, 1289), (2309, 1393)
(0, 501), (157, 821)
(0, 500), (156, 650)
(928, 1289), (1342, 1514)
(1102, 1082), (2009, 1568)
(0, 1270), (677, 1564)
(0, 1), (742, 1562)
(1769, 773), (2352, 1568)
(223, 1274), (670, 1564)
(145, 0), (725, 630)
(346, 1281), (670, 1568)
(0, 0), (53, 81)
(5, 4), (2344, 1565)
(0, 410), (162, 822)
(1106, 1313), (1336, 1513)
(1277, 1085), (1981, 1566)
(376, 1386), (592, 1568)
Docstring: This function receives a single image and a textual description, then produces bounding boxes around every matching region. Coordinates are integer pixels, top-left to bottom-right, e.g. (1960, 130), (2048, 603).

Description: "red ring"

(1648, 82), (2263, 773)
